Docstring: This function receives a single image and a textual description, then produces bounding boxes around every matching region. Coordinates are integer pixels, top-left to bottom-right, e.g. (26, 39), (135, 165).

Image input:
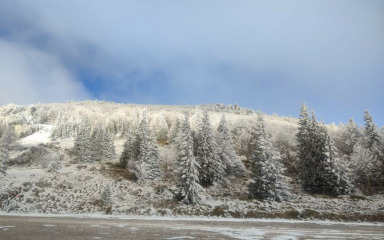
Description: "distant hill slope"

(0, 101), (383, 221)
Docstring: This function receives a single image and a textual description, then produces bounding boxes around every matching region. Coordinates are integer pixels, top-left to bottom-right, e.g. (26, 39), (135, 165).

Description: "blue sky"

(0, 1), (383, 126)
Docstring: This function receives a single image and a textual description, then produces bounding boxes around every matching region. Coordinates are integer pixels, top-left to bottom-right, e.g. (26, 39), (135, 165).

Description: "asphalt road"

(0, 215), (384, 240)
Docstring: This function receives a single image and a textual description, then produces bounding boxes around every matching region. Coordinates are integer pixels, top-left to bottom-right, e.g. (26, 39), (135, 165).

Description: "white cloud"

(0, 40), (90, 105)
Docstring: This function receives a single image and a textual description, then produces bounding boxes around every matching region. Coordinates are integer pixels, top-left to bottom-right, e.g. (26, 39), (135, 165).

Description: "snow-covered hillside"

(0, 101), (383, 222)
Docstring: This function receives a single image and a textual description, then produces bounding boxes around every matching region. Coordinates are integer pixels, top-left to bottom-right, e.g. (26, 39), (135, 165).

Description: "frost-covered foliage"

(51, 115), (78, 139)
(273, 130), (297, 177)
(296, 104), (352, 195)
(324, 136), (353, 195)
(216, 115), (246, 177)
(120, 111), (161, 183)
(91, 124), (104, 161)
(338, 118), (361, 157)
(194, 111), (225, 187)
(248, 112), (291, 201)
(73, 119), (115, 163)
(362, 110), (383, 182)
(120, 128), (137, 169)
(297, 106), (323, 194)
(0, 125), (17, 175)
(0, 122), (8, 139)
(175, 115), (202, 204)
(231, 124), (253, 157)
(363, 110), (381, 151)
(156, 113), (169, 143)
(73, 118), (92, 162)
(0, 136), (9, 175)
(29, 101), (256, 142)
(101, 129), (115, 161)
(48, 155), (62, 173)
(0, 104), (35, 125)
(38, 151), (62, 171)
(348, 110), (383, 190)
(351, 142), (382, 188)
(1, 125), (17, 145)
(137, 111), (161, 182)
(168, 119), (181, 145)
(199, 103), (255, 115)
(101, 184), (113, 206)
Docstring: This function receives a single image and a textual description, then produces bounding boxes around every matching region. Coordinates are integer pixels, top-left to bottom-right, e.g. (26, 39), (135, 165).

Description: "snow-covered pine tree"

(297, 104), (353, 195)
(308, 112), (340, 195)
(51, 114), (64, 139)
(296, 104), (315, 192)
(248, 112), (291, 201)
(356, 110), (383, 188)
(175, 115), (202, 204)
(0, 125), (17, 175)
(120, 128), (137, 168)
(342, 118), (360, 157)
(112, 117), (129, 137)
(136, 111), (161, 182)
(363, 110), (382, 170)
(157, 114), (169, 144)
(363, 110), (381, 151)
(101, 184), (113, 206)
(195, 110), (225, 187)
(66, 116), (78, 138)
(102, 129), (115, 161)
(0, 135), (9, 175)
(73, 118), (93, 162)
(91, 124), (104, 162)
(168, 119), (181, 144)
(324, 135), (353, 195)
(351, 142), (382, 188)
(0, 123), (6, 138)
(216, 115), (246, 177)
(51, 115), (78, 139)
(1, 125), (17, 145)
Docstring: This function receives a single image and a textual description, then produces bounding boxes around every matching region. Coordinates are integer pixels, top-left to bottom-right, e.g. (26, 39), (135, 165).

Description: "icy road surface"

(0, 215), (384, 239)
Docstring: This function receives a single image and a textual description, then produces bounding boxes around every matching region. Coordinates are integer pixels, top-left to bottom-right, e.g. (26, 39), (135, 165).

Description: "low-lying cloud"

(0, 40), (89, 105)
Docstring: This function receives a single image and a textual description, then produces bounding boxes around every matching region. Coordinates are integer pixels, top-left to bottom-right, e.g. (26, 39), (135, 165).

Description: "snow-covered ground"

(17, 124), (52, 147)
(1, 161), (384, 221)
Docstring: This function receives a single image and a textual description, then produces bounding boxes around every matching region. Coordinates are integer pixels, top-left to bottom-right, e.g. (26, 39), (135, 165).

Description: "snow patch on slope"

(17, 124), (52, 147)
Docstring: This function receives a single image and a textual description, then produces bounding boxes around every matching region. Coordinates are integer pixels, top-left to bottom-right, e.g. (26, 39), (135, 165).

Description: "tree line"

(117, 105), (383, 204)
(2, 103), (383, 205)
